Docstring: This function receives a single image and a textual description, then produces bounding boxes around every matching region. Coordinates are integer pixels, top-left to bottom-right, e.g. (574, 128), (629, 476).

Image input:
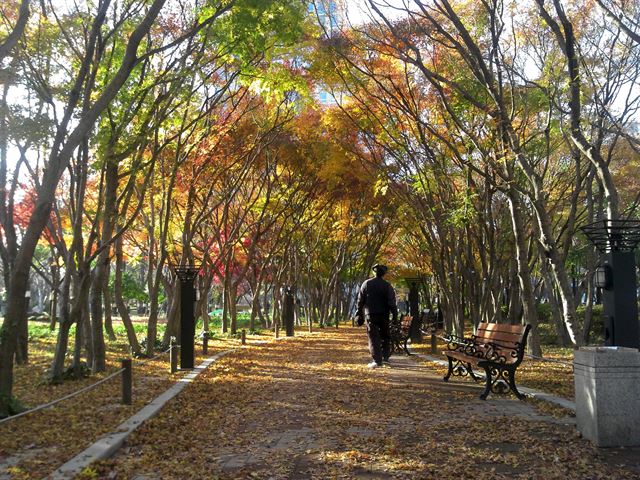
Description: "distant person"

(356, 264), (398, 368)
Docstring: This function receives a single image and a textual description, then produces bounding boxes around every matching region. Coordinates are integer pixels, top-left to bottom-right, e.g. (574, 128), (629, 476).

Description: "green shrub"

(0, 394), (27, 418)
(112, 323), (152, 337)
(536, 303), (553, 324)
(536, 322), (558, 344)
(535, 302), (605, 345)
(28, 323), (56, 340)
(577, 304), (603, 344)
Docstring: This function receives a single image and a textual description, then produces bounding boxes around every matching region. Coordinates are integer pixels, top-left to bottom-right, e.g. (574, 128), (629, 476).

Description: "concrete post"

(121, 358), (132, 405)
(574, 347), (640, 446)
(170, 337), (178, 374)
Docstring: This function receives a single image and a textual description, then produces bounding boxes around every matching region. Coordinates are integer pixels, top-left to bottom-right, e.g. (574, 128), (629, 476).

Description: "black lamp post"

(282, 286), (295, 337)
(582, 220), (640, 348)
(403, 276), (422, 343)
(173, 265), (201, 369)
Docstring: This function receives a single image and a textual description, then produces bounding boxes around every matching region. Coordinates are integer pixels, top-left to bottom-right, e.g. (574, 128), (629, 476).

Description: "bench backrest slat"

(478, 323), (526, 334)
(476, 331), (522, 346)
(473, 322), (530, 364)
(400, 315), (413, 334)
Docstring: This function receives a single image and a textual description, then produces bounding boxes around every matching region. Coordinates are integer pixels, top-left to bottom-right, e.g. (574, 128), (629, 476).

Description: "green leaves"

(204, 0), (307, 65)
(109, 271), (148, 303)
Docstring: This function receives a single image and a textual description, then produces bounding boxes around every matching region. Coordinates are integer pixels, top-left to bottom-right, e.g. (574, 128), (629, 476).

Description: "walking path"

(78, 329), (639, 479)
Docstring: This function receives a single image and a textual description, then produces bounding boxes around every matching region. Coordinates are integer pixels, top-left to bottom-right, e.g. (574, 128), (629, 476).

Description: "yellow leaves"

(373, 175), (389, 197)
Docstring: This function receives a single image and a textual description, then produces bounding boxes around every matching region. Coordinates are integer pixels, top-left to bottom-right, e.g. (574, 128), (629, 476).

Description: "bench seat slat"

(444, 349), (519, 365)
(475, 334), (522, 346)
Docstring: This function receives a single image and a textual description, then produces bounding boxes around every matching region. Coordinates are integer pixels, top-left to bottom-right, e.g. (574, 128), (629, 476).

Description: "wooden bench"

(442, 322), (531, 400)
(390, 315), (413, 355)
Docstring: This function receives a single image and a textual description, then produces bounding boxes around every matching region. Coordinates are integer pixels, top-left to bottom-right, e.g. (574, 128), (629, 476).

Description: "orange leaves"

(77, 328), (640, 479)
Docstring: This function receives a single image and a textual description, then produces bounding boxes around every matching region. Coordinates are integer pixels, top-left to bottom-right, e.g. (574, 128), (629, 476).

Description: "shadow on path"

(100, 328), (640, 480)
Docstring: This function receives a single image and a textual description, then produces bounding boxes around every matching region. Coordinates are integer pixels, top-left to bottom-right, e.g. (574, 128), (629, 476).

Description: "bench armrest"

(444, 334), (474, 351)
(473, 340), (525, 363)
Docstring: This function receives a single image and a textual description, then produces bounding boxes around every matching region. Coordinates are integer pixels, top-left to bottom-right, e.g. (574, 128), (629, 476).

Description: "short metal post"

(241, 329), (246, 345)
(203, 331), (209, 354)
(170, 337), (178, 374)
(121, 358), (132, 405)
(431, 331), (437, 355)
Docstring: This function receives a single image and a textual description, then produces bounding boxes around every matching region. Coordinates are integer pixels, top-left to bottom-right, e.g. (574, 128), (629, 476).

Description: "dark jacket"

(357, 276), (398, 320)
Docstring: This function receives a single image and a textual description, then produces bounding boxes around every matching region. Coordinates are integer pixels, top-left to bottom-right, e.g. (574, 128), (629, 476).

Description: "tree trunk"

(103, 273), (116, 341)
(229, 283), (238, 335)
(114, 237), (142, 356)
(146, 286), (160, 356)
(49, 264), (60, 330)
(15, 295), (28, 365)
(48, 268), (73, 382)
(162, 287), (180, 344)
(92, 154), (118, 347)
(89, 268), (106, 373)
(507, 189), (542, 356)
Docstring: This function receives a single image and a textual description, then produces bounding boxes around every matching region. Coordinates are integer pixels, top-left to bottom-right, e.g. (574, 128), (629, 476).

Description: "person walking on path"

(356, 264), (398, 368)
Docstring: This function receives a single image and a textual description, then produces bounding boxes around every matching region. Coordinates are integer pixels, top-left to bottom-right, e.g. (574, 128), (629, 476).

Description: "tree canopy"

(0, 0), (639, 416)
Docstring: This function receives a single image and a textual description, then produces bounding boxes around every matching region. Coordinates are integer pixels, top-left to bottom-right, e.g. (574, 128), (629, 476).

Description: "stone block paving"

(102, 331), (640, 479)
(207, 354), (579, 474)
(213, 427), (321, 471)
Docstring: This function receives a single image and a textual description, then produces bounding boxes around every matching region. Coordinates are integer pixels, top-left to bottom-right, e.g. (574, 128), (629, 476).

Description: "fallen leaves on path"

(410, 337), (575, 401)
(89, 328), (638, 479)
(0, 333), (250, 479)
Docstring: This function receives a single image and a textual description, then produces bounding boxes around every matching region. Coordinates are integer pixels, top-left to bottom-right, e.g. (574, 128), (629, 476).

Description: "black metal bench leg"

(508, 368), (525, 400)
(403, 338), (411, 355)
(467, 363), (480, 382)
(443, 356), (453, 381)
(480, 366), (492, 400)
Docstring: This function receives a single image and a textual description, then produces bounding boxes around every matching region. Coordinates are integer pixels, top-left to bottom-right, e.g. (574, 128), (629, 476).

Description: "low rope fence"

(0, 330), (256, 425)
(0, 342), (178, 425)
(0, 367), (127, 426)
(134, 344), (173, 366)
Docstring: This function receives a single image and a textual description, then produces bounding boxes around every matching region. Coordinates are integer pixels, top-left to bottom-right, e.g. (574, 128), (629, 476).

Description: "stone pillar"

(574, 347), (640, 447)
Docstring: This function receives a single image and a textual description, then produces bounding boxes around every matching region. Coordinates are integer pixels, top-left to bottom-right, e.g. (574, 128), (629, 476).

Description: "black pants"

(366, 314), (390, 364)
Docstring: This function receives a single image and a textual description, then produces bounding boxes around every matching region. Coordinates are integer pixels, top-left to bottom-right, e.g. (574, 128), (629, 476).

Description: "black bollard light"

(173, 265), (201, 369)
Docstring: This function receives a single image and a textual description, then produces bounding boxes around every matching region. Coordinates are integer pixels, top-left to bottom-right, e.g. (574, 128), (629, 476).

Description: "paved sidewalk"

(95, 329), (639, 479)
